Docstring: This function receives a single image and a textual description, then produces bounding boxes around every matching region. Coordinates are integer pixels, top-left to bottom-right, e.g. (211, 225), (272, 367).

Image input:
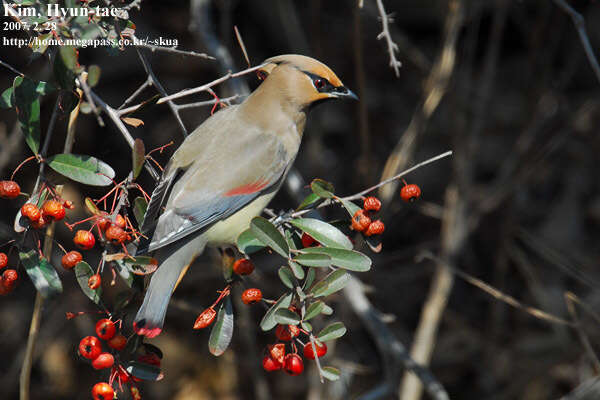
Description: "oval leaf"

(296, 192), (322, 211)
(123, 256), (158, 275)
(321, 366), (341, 381)
(304, 301), (324, 321)
(46, 153), (115, 186)
(74, 261), (102, 304)
(209, 297), (234, 356)
(288, 260), (305, 280)
(317, 322), (347, 342)
(311, 179), (334, 198)
(13, 76), (41, 154)
(303, 268), (316, 291)
(339, 198), (362, 218)
(250, 216), (289, 258)
(301, 247), (371, 272)
(274, 308), (301, 325)
(293, 253), (332, 268)
(132, 138), (145, 179)
(133, 196), (148, 226)
(237, 228), (266, 255)
(19, 251), (62, 298)
(311, 269), (350, 298)
(87, 65), (101, 87)
(278, 266), (295, 289)
(301, 321), (312, 332)
(260, 292), (293, 331)
(126, 361), (163, 381)
(290, 218), (352, 250)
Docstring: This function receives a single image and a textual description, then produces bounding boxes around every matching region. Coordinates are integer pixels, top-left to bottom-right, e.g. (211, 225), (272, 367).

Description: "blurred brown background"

(2, 0), (600, 399)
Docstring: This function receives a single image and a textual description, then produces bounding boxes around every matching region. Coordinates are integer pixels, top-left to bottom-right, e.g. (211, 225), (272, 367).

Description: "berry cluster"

(0, 252), (18, 295)
(351, 196), (385, 236)
(261, 306), (328, 376)
(78, 318), (159, 400)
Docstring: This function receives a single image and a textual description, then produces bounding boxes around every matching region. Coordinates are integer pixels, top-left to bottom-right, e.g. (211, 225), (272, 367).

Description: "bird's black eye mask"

(302, 71), (337, 93)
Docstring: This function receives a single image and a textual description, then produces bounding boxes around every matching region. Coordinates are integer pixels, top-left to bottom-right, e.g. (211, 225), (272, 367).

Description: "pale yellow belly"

(204, 192), (277, 246)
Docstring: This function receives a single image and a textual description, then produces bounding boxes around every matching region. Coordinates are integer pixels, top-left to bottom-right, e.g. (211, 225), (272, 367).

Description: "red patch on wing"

(224, 181), (269, 196)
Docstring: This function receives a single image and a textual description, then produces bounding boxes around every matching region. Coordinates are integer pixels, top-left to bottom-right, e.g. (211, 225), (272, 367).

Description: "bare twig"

(564, 292), (600, 373)
(0, 59), (24, 76)
(117, 80), (150, 110)
(175, 95), (242, 110)
(134, 40), (215, 60)
(553, 0), (600, 84)
(374, 0), (402, 77)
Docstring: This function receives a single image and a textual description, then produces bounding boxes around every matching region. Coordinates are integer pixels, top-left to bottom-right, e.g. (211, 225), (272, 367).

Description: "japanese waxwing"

(133, 54), (357, 337)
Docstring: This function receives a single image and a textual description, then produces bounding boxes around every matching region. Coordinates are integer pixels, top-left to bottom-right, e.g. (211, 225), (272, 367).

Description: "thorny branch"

(374, 0), (402, 77)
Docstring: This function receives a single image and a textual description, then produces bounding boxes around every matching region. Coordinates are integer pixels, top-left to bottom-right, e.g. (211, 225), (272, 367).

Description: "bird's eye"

(313, 78), (325, 89)
(257, 70), (267, 81)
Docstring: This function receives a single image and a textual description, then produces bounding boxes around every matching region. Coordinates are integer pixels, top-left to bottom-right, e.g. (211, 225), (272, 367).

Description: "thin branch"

(0, 59), (24, 76)
(117, 80), (150, 110)
(134, 41), (215, 60)
(375, 0), (402, 77)
(174, 95), (242, 110)
(553, 0), (600, 84)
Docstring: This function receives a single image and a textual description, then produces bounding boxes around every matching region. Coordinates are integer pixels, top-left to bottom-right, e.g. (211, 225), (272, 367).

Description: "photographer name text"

(4, 4), (127, 18)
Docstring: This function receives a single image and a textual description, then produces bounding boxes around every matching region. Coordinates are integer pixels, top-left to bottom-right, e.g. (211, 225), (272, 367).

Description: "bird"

(133, 54), (357, 338)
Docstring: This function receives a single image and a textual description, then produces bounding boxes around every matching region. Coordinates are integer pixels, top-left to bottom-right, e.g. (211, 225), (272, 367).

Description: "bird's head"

(255, 54), (358, 109)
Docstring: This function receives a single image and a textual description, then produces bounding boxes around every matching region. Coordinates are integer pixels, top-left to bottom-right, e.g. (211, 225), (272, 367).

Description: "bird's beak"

(331, 86), (359, 101)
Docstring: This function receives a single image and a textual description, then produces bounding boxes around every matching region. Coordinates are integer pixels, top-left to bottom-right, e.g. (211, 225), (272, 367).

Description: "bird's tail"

(133, 234), (207, 338)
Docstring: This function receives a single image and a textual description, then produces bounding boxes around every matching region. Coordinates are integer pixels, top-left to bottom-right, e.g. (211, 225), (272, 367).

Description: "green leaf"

(274, 308), (301, 325)
(288, 260), (305, 280)
(303, 268), (316, 291)
(250, 216), (289, 258)
(290, 218), (353, 250)
(293, 253), (331, 268)
(19, 250), (62, 298)
(321, 366), (341, 381)
(260, 292), (293, 331)
(317, 322), (347, 341)
(74, 261), (102, 304)
(132, 138), (145, 179)
(278, 266), (295, 289)
(126, 361), (163, 381)
(321, 303), (334, 315)
(208, 297), (234, 356)
(311, 179), (334, 198)
(236, 228), (266, 255)
(301, 321), (312, 332)
(339, 198), (362, 218)
(12, 76), (41, 154)
(301, 247), (371, 272)
(304, 301), (324, 321)
(54, 46), (78, 90)
(0, 87), (13, 109)
(87, 65), (101, 87)
(296, 192), (322, 211)
(311, 269), (350, 298)
(46, 153), (115, 186)
(133, 196), (148, 226)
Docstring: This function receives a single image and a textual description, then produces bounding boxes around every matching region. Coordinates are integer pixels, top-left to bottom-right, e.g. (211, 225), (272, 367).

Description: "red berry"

(107, 334), (127, 351)
(21, 203), (41, 222)
(275, 324), (300, 341)
(42, 199), (66, 221)
(95, 319), (116, 340)
(30, 215), (48, 229)
(2, 269), (18, 289)
(114, 214), (126, 229)
(284, 353), (304, 375)
(365, 220), (385, 236)
(351, 209), (371, 232)
(262, 355), (282, 371)
(96, 214), (111, 231)
(0, 253), (7, 269)
(0, 180), (20, 199)
(130, 386), (142, 400)
(363, 196), (382, 212)
(91, 382), (114, 400)
(88, 274), (101, 289)
(61, 251), (82, 270)
(400, 183), (421, 202)
(193, 307), (217, 329)
(79, 336), (102, 360)
(232, 258), (254, 275)
(303, 341), (328, 360)
(241, 288), (262, 304)
(92, 352), (114, 370)
(301, 232), (317, 248)
(63, 200), (74, 209)
(268, 343), (286, 365)
(74, 230), (95, 250)
(105, 225), (127, 244)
